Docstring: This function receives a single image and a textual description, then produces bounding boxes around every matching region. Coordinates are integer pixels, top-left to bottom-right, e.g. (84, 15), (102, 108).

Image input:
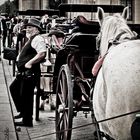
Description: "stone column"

(18, 0), (42, 11)
(34, 0), (39, 9)
(18, 0), (33, 10)
(42, 0), (49, 9)
(134, 0), (140, 23)
(96, 0), (119, 4)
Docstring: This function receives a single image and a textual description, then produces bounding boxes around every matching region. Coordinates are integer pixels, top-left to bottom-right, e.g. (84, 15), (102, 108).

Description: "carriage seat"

(64, 32), (99, 78)
(55, 23), (76, 33)
(72, 15), (100, 34)
(73, 15), (97, 26)
(65, 32), (98, 52)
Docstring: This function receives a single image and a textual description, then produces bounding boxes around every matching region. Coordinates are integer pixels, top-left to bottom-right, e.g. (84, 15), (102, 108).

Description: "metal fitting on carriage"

(57, 104), (65, 113)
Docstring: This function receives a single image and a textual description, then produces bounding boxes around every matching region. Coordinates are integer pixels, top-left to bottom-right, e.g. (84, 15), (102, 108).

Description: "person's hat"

(25, 18), (42, 32)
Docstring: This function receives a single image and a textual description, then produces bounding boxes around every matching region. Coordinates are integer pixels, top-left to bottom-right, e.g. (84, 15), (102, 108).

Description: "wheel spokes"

(56, 65), (73, 140)
(59, 111), (69, 139)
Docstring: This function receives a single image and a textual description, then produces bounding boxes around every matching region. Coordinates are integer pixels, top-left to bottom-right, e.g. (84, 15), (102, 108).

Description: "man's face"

(26, 26), (39, 38)
(26, 26), (36, 34)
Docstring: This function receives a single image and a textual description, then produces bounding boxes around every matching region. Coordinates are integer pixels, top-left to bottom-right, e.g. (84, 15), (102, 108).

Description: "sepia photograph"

(0, 0), (140, 140)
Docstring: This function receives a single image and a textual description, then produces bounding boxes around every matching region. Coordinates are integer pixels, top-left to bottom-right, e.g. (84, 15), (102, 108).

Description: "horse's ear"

(122, 6), (129, 20)
(97, 7), (104, 26)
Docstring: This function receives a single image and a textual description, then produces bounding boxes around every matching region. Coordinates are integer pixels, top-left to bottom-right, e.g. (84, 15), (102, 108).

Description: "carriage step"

(73, 106), (91, 111)
(41, 72), (53, 77)
(43, 91), (53, 94)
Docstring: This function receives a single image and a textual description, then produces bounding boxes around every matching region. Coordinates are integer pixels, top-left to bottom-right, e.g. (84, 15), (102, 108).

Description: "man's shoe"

(14, 113), (23, 119)
(14, 121), (33, 127)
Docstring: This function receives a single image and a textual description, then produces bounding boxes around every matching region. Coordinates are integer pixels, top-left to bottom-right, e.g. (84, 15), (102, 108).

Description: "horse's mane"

(100, 14), (136, 56)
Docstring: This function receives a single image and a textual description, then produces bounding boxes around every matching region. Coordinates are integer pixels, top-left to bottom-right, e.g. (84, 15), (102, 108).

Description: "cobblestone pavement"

(0, 59), (17, 140)
(3, 58), (96, 140)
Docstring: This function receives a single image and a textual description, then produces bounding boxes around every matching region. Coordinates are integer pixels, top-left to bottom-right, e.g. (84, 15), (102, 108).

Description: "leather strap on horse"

(108, 30), (138, 48)
(92, 29), (137, 77)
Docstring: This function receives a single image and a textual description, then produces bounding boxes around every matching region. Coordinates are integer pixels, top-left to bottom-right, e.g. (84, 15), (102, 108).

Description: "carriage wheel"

(56, 64), (73, 140)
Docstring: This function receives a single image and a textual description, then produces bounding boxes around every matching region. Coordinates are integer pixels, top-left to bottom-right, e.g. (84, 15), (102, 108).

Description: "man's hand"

(25, 52), (46, 69)
(25, 62), (32, 69)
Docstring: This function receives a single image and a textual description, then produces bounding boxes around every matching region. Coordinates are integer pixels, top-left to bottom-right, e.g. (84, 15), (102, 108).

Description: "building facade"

(18, 0), (49, 11)
(18, 0), (140, 23)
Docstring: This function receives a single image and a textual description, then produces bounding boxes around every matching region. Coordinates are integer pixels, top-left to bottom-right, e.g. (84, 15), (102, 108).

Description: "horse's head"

(97, 7), (136, 57)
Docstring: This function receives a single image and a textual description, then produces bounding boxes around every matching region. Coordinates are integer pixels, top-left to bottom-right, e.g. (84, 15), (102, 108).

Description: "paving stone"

(0, 60), (17, 140)
(2, 58), (96, 140)
(0, 120), (15, 132)
(0, 106), (13, 121)
(0, 96), (9, 103)
(0, 131), (17, 140)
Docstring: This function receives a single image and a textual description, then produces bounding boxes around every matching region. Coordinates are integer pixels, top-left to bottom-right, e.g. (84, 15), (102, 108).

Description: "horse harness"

(92, 30), (138, 77)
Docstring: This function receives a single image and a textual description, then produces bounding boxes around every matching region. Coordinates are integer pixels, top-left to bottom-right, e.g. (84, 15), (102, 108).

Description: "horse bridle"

(97, 29), (138, 54)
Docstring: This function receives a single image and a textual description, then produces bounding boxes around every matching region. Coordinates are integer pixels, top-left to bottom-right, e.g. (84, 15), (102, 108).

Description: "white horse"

(93, 7), (140, 140)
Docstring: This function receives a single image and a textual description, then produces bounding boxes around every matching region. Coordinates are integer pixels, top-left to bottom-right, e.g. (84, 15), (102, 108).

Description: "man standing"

(10, 18), (47, 127)
(1, 13), (9, 48)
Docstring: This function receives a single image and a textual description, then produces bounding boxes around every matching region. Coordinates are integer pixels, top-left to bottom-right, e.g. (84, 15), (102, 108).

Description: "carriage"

(12, 4), (140, 139)
(47, 4), (130, 140)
